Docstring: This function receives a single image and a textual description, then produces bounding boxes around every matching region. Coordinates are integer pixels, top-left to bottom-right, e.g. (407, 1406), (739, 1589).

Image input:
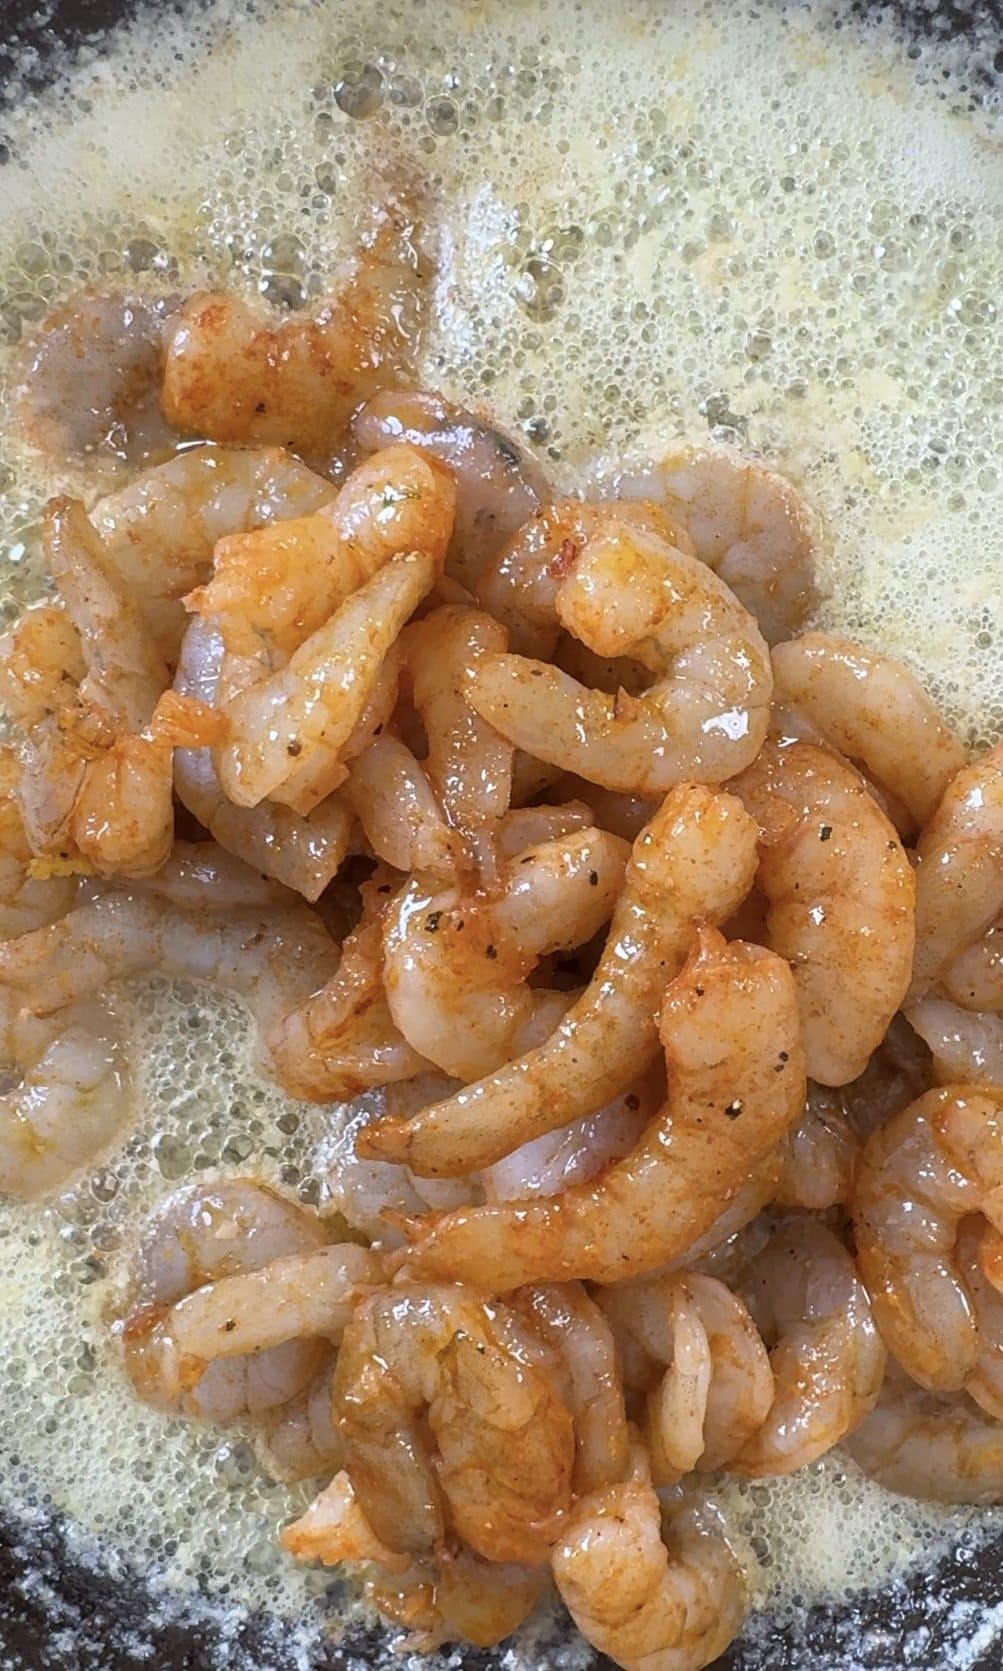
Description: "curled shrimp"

(0, 601), (86, 727)
(128, 840), (297, 913)
(481, 1071), (659, 1206)
(910, 742), (1003, 999)
(257, 1362), (344, 1484)
(943, 915), (1003, 1013)
(729, 1219), (885, 1475)
(844, 1376), (1003, 1506)
(771, 632), (966, 831)
(518, 1283), (631, 1494)
(0, 995), (131, 1198)
(551, 1442), (748, 1671)
(599, 1272), (773, 1482)
(469, 521), (772, 795)
(382, 827), (628, 1081)
(332, 1283), (575, 1564)
(906, 993), (1003, 1088)
(162, 195), (425, 457)
(396, 926), (805, 1290)
(0, 748), (77, 938)
(775, 1085), (860, 1211)
(354, 388), (550, 593)
(341, 735), (462, 876)
(853, 1085), (1003, 1393)
(358, 783), (759, 1178)
(731, 737), (915, 1086)
(607, 443), (819, 647)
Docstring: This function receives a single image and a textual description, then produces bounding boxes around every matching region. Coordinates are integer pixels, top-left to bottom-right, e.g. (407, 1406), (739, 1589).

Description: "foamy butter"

(0, 0), (1000, 1660)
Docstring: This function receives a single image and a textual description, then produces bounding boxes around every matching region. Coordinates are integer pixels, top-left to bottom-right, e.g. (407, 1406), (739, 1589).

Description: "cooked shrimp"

(853, 1085), (1003, 1393)
(354, 389), (551, 593)
(121, 1180), (330, 1423)
(280, 1466), (409, 1567)
(771, 632), (966, 830)
(358, 783), (759, 1177)
(518, 1283), (630, 1493)
(382, 827), (628, 1081)
(775, 1085), (859, 1211)
(905, 994), (1003, 1089)
(215, 550), (439, 809)
(910, 742), (1003, 999)
(332, 1284), (575, 1564)
(551, 1442), (748, 1671)
(943, 915), (1003, 1013)
(608, 444), (819, 646)
(396, 927), (804, 1289)
(162, 195), (425, 456)
(599, 1272), (773, 1481)
(0, 749), (77, 938)
(731, 737), (915, 1086)
(469, 522), (772, 795)
(12, 288), (180, 465)
(341, 735), (464, 876)
(0, 996), (131, 1198)
(844, 1378), (1003, 1506)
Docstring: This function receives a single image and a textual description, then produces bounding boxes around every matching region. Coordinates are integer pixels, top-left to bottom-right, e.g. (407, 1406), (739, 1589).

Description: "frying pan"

(0, 1), (1001, 1666)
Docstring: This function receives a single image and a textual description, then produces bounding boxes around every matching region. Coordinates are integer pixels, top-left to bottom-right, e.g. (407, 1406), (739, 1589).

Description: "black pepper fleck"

(286, 739), (303, 757)
(223, 1319), (236, 1333)
(724, 1100), (743, 1120)
(485, 944), (498, 960)
(589, 870), (599, 886)
(819, 824), (832, 841)
(625, 1093), (640, 1111)
(425, 910), (443, 932)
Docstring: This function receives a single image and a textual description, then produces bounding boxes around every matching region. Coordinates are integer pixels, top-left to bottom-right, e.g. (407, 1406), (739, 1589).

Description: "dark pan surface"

(0, 1), (1001, 1665)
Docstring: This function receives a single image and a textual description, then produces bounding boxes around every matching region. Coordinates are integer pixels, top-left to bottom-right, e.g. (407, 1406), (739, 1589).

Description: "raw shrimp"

(775, 1085), (859, 1211)
(258, 1363), (344, 1484)
(121, 1180), (331, 1423)
(358, 783), (759, 1178)
(131, 840), (296, 912)
(853, 1085), (1003, 1393)
(599, 1272), (773, 1481)
(481, 1074), (659, 1205)
(844, 1378), (1003, 1506)
(173, 615), (354, 901)
(551, 1443), (748, 1671)
(162, 196), (425, 456)
(332, 1284), (575, 1564)
(354, 389), (551, 592)
(910, 742), (1003, 999)
(468, 522), (772, 795)
(215, 550), (439, 809)
(518, 1283), (631, 1493)
(0, 748), (77, 938)
(905, 994), (1003, 1088)
(0, 995), (131, 1198)
(396, 926), (805, 1289)
(341, 735), (463, 876)
(943, 916), (1003, 1012)
(548, 774), (660, 844)
(0, 601), (86, 726)
(771, 632), (966, 830)
(280, 1467), (410, 1569)
(729, 1219), (885, 1475)
(957, 1219), (1003, 1420)
(92, 445), (336, 662)
(382, 826), (628, 1081)
(12, 289), (180, 465)
(608, 444), (819, 646)
(495, 800), (592, 857)
(731, 737), (915, 1086)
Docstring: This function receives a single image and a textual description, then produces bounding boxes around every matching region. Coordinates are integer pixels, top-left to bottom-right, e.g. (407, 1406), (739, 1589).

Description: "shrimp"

(162, 195), (426, 456)
(771, 632), (966, 831)
(943, 915), (1003, 1012)
(257, 1361), (344, 1484)
(215, 550), (440, 809)
(599, 1273), (773, 1481)
(844, 1377), (1003, 1506)
(173, 615), (354, 901)
(382, 827), (628, 1081)
(357, 783), (759, 1178)
(129, 840), (296, 912)
(518, 1283), (631, 1493)
(354, 389), (551, 593)
(730, 737), (915, 1086)
(551, 1442), (748, 1671)
(853, 1085), (1003, 1393)
(728, 1219), (885, 1475)
(775, 1085), (859, 1211)
(0, 995), (131, 1198)
(910, 742), (1003, 999)
(468, 522), (772, 795)
(608, 444), (819, 646)
(341, 735), (463, 876)
(280, 1467), (409, 1567)
(121, 1180), (331, 1423)
(396, 926), (805, 1289)
(481, 1074), (660, 1205)
(906, 994), (1003, 1089)
(332, 1284), (575, 1564)
(548, 775), (661, 844)
(12, 288), (180, 465)
(0, 602), (86, 726)
(0, 748), (77, 938)
(92, 445), (336, 663)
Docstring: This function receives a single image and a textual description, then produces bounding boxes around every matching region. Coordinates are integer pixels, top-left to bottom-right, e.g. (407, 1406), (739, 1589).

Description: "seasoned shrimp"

(258, 1363), (344, 1483)
(481, 1074), (659, 1205)
(12, 289), (180, 465)
(468, 522), (772, 795)
(844, 1377), (1003, 1506)
(355, 389), (551, 591)
(162, 196), (425, 456)
(341, 735), (462, 876)
(130, 840), (296, 912)
(731, 737), (915, 1086)
(910, 742), (1003, 999)
(0, 995), (131, 1198)
(0, 748), (77, 938)
(729, 1219), (885, 1475)
(358, 783), (759, 1177)
(853, 1085), (1003, 1393)
(608, 444), (819, 646)
(396, 927), (805, 1289)
(0, 601), (86, 726)
(775, 1086), (859, 1211)
(382, 827), (628, 1081)
(121, 1180), (331, 1422)
(332, 1284), (575, 1564)
(943, 915), (1003, 1013)
(518, 1283), (631, 1493)
(905, 994), (1003, 1088)
(599, 1272), (773, 1481)
(280, 1466), (409, 1567)
(552, 1442), (748, 1671)
(771, 632), (966, 830)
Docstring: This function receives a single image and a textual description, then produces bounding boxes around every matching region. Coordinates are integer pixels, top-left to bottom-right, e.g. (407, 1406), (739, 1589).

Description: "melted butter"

(0, 0), (1001, 1655)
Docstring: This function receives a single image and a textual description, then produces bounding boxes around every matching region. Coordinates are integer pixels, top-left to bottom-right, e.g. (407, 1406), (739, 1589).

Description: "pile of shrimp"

(2, 190), (1002, 1671)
